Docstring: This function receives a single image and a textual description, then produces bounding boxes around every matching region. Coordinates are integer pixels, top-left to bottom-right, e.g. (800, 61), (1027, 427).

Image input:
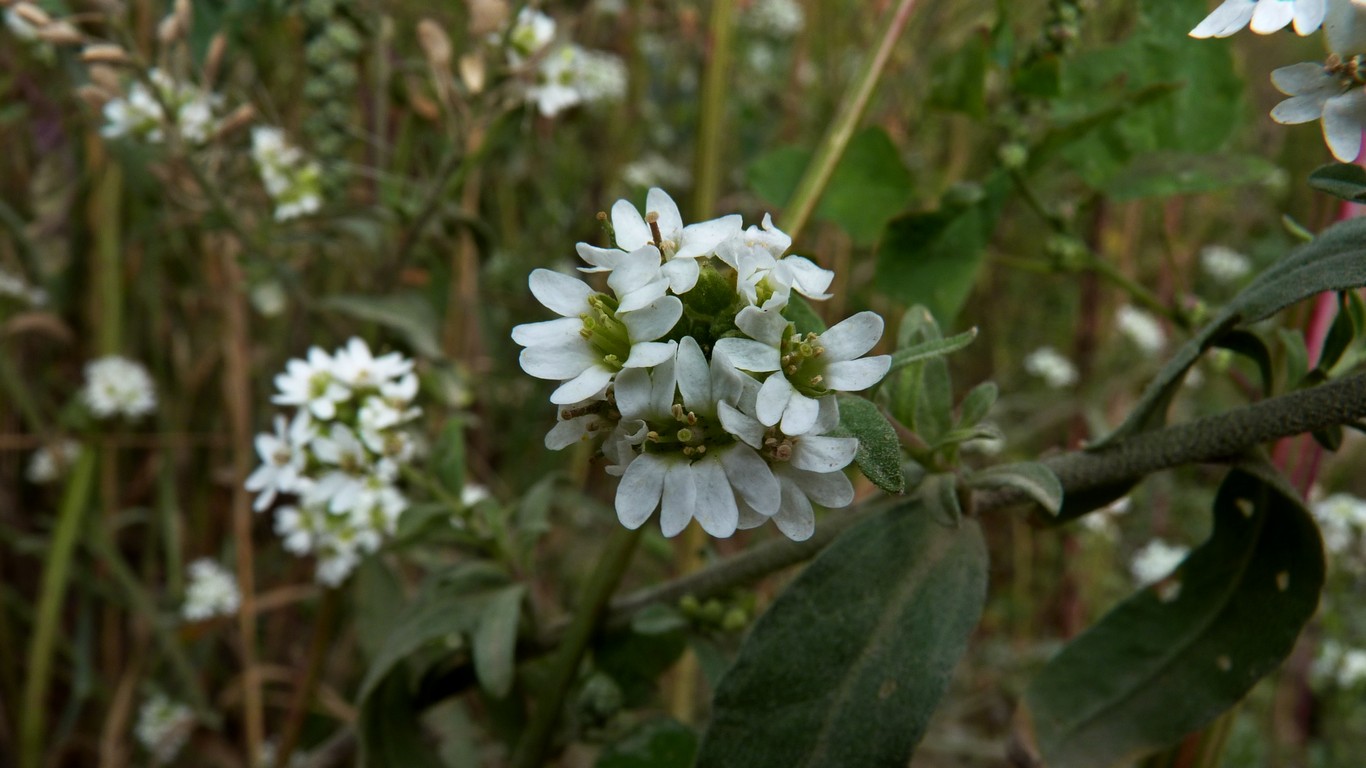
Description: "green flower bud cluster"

(679, 592), (755, 634)
(299, 0), (366, 186)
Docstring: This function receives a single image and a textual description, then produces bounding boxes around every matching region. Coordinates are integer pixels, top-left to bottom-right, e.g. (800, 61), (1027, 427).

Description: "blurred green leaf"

(1214, 330), (1273, 397)
(596, 718), (699, 768)
(1103, 217), (1366, 445)
(1017, 466), (1324, 767)
(359, 675), (445, 768)
(783, 295), (828, 334)
(966, 461), (1063, 515)
(596, 627), (688, 707)
(958, 381), (997, 427)
(698, 502), (987, 767)
(749, 127), (914, 246)
(874, 173), (1008, 325)
(1308, 162), (1366, 203)
(472, 585), (526, 698)
(834, 395), (905, 494)
(431, 417), (466, 499)
(322, 292), (444, 360)
(1317, 292), (1364, 375)
(353, 558), (408, 662)
(929, 30), (989, 118)
(1106, 152), (1279, 201)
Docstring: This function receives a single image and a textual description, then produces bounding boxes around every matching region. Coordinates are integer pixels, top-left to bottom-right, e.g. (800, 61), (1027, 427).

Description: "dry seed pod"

(213, 103), (257, 139)
(76, 84), (112, 111)
(88, 63), (121, 93)
(458, 52), (486, 94)
(156, 14), (181, 44)
(204, 33), (227, 88)
(416, 19), (452, 67)
(35, 20), (84, 44)
(174, 0), (192, 34)
(464, 0), (508, 37)
(12, 2), (53, 27)
(80, 44), (131, 65)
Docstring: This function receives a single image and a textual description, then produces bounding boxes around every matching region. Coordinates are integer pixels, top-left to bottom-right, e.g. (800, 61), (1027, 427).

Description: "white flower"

(1130, 539), (1189, 586)
(0, 267), (45, 307)
(743, 0), (806, 38)
(1115, 305), (1166, 354)
(714, 306), (890, 436)
(578, 188), (742, 296)
(1270, 60), (1366, 162)
(332, 337), (414, 390)
(611, 343), (783, 538)
(716, 214), (834, 311)
(462, 484), (491, 507)
(245, 413), (314, 511)
(1312, 493), (1366, 554)
(512, 267), (682, 405)
(135, 693), (195, 764)
(505, 6), (557, 65)
(82, 355), (157, 419)
(309, 423), (376, 513)
(1325, 0), (1366, 54)
(622, 154), (692, 189)
(101, 69), (222, 145)
(1024, 346), (1078, 389)
(1200, 245), (1252, 283)
(1190, 0), (1326, 38)
(181, 558), (241, 621)
(274, 504), (319, 555)
(1314, 640), (1366, 687)
(272, 346), (351, 419)
(26, 439), (81, 484)
(251, 127), (323, 221)
(527, 44), (627, 117)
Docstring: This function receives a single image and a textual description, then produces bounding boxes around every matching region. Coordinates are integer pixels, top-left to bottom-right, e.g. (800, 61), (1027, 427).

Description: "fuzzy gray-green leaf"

(835, 395), (905, 494)
(966, 461), (1064, 515)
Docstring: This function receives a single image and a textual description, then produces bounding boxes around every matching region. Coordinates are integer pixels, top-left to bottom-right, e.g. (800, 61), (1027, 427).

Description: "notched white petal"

(823, 356), (892, 391)
(791, 434), (858, 473)
(529, 269), (594, 317)
(550, 365), (613, 404)
(616, 454), (666, 528)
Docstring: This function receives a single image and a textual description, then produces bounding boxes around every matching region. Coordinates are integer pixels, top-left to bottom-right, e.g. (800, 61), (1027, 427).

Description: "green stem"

(692, 0), (734, 218)
(0, 347), (48, 434)
(782, 0), (921, 241)
(20, 448), (96, 768)
(510, 525), (644, 768)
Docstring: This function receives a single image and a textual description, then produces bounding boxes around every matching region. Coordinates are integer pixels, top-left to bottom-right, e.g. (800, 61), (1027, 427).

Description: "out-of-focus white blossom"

(1116, 305), (1166, 354)
(102, 69), (222, 145)
(26, 439), (81, 484)
(622, 154), (692, 190)
(0, 267), (47, 306)
(1130, 538), (1189, 586)
(250, 339), (422, 585)
(82, 356), (157, 420)
(461, 484), (491, 507)
(528, 44), (627, 117)
(1024, 346), (1078, 389)
(1200, 245), (1253, 283)
(1312, 492), (1366, 555)
(181, 558), (241, 622)
(1314, 639), (1366, 688)
(251, 127), (323, 221)
(504, 6), (556, 65)
(743, 0), (806, 38)
(134, 693), (195, 764)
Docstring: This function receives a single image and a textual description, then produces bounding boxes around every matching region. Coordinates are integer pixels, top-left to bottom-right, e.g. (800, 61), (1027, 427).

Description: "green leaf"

(321, 292), (444, 360)
(353, 558), (408, 662)
(1105, 152), (1279, 201)
(1101, 217), (1366, 445)
(782, 295), (827, 335)
(834, 395), (905, 494)
(431, 417), (466, 498)
(929, 30), (989, 118)
(874, 173), (1008, 325)
(698, 503), (988, 768)
(965, 462), (1063, 515)
(1016, 467), (1324, 767)
(957, 381), (998, 427)
(1308, 162), (1366, 203)
(885, 328), (979, 376)
(1316, 292), (1362, 375)
(472, 585), (526, 699)
(359, 675), (445, 768)
(596, 718), (699, 768)
(748, 127), (914, 246)
(1214, 330), (1273, 397)
(920, 473), (963, 527)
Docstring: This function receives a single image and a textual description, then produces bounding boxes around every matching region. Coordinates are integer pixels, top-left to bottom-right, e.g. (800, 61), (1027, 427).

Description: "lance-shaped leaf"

(966, 461), (1063, 515)
(697, 502), (988, 767)
(1014, 467), (1325, 768)
(834, 395), (905, 494)
(1100, 216), (1366, 446)
(1308, 162), (1366, 203)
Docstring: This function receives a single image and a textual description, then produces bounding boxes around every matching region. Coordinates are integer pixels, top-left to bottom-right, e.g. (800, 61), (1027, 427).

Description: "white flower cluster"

(251, 127), (323, 222)
(1314, 639), (1366, 688)
(1115, 305), (1166, 354)
(0, 266), (47, 306)
(1023, 346), (1078, 389)
(1194, 0), (1366, 161)
(82, 355), (157, 420)
(500, 7), (627, 117)
(26, 439), (81, 484)
(181, 558), (241, 622)
(513, 188), (890, 541)
(247, 339), (421, 585)
(622, 153), (692, 190)
(102, 69), (222, 145)
(742, 0), (806, 38)
(1129, 538), (1189, 586)
(134, 693), (195, 765)
(1199, 244), (1253, 283)
(1312, 492), (1366, 557)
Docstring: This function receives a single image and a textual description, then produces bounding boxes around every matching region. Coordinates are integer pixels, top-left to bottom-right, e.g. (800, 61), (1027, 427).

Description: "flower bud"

(416, 19), (452, 67)
(80, 44), (131, 65)
(36, 20), (84, 44)
(13, 2), (52, 28)
(464, 0), (508, 37)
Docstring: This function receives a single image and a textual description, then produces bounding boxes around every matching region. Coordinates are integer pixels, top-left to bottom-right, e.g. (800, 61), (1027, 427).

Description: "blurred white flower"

(82, 356), (157, 420)
(1314, 639), (1366, 687)
(272, 346), (352, 420)
(1200, 245), (1253, 283)
(1270, 60), (1366, 162)
(622, 153), (692, 190)
(26, 439), (81, 484)
(251, 127), (323, 221)
(1190, 0), (1326, 38)
(1312, 492), (1366, 554)
(743, 0), (806, 38)
(1024, 346), (1078, 389)
(1116, 305), (1166, 354)
(461, 483), (491, 507)
(1130, 539), (1189, 586)
(0, 267), (46, 306)
(134, 693), (194, 764)
(504, 6), (556, 65)
(181, 558), (241, 622)
(245, 413), (314, 512)
(528, 44), (627, 117)
(102, 69), (222, 145)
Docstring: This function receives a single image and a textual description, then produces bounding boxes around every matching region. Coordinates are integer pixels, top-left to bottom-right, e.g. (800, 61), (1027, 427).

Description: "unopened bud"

(175, 0), (193, 35)
(463, 0), (508, 37)
(156, 15), (181, 44)
(36, 20), (84, 44)
(204, 34), (227, 88)
(213, 103), (257, 139)
(80, 44), (131, 65)
(416, 19), (452, 66)
(76, 85), (112, 111)
(13, 2), (53, 28)
(88, 64), (121, 93)
(459, 52), (486, 94)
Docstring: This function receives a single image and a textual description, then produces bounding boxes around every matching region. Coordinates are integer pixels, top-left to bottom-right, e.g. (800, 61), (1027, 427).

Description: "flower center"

(780, 327), (828, 397)
(271, 447), (293, 467)
(308, 371), (334, 399)
(642, 402), (735, 459)
(762, 428), (796, 463)
(580, 294), (633, 371)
